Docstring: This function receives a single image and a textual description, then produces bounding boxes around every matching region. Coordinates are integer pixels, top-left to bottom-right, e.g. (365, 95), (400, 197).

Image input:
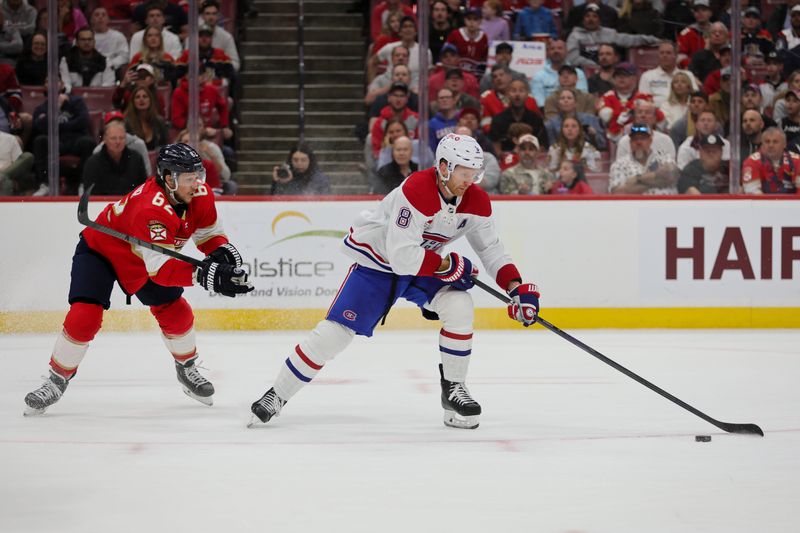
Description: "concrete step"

(235, 110), (362, 125)
(236, 123), (355, 138)
(239, 136), (360, 151)
(247, 13), (362, 29)
(253, 0), (355, 14)
(242, 41), (363, 56)
(237, 149), (363, 162)
(242, 70), (363, 84)
(242, 84), (362, 99)
(244, 26), (362, 42)
(240, 98), (363, 112)
(245, 55), (364, 71)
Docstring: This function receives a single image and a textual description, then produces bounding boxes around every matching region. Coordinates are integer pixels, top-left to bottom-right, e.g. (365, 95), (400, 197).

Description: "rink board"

(1, 196), (799, 331)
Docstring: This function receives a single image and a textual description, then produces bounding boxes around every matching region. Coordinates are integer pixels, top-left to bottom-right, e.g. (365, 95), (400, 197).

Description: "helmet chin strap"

(437, 163), (458, 196)
(164, 172), (183, 204)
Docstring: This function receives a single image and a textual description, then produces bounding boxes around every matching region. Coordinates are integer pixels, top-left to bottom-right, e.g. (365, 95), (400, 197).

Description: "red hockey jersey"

(599, 90), (663, 136)
(82, 178), (229, 294)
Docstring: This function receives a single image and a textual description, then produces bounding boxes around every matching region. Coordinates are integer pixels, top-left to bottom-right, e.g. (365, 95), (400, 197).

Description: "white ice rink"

(1, 328), (798, 532)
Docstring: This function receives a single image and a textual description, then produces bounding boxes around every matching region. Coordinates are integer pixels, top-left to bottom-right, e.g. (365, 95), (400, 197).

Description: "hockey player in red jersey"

(24, 143), (253, 416)
(250, 133), (540, 429)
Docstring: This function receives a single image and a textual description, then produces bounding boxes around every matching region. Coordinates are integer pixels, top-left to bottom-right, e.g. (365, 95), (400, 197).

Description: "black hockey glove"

(196, 258), (253, 297)
(207, 243), (243, 267)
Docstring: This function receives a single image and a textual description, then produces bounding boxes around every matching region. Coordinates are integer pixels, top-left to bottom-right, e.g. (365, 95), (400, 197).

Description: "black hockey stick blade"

(77, 184), (205, 268)
(472, 277), (764, 437)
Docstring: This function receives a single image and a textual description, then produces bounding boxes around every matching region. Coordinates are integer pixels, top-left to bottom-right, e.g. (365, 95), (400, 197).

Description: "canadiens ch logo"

(343, 310), (357, 321)
(148, 222), (167, 241)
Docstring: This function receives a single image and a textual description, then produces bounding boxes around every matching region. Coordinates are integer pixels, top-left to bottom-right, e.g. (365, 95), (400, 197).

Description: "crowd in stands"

(360, 0), (800, 196)
(0, 0), (242, 197)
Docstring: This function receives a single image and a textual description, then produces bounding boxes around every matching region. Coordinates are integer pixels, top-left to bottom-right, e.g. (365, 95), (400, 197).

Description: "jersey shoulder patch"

(457, 184), (492, 217)
(401, 168), (441, 216)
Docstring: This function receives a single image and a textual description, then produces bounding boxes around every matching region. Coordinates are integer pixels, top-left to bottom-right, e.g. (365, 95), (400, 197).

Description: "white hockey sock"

(439, 329), (472, 383)
(273, 320), (354, 401)
(161, 326), (197, 363)
(50, 330), (89, 376)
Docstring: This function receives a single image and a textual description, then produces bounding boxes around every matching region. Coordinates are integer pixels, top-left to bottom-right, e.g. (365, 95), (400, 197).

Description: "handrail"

(298, 0), (306, 142)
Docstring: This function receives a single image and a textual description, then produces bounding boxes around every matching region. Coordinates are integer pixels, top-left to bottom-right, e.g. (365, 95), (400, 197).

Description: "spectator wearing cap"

(772, 70), (800, 121)
(499, 134), (553, 195)
(545, 88), (606, 150)
(676, 110), (730, 169)
(775, 4), (800, 51)
(566, 3), (659, 67)
(489, 78), (548, 153)
(112, 63), (167, 117)
(370, 81), (419, 158)
(428, 44), (480, 102)
(598, 62), (659, 139)
(543, 65), (596, 120)
(513, 0), (558, 41)
(778, 89), (800, 151)
(638, 41), (699, 107)
(565, 0), (618, 35)
(90, 6), (129, 78)
(200, 0), (241, 71)
(700, 47), (734, 97)
(445, 8), (489, 76)
(741, 109), (765, 160)
(480, 0), (510, 44)
(670, 90), (709, 150)
(59, 28), (115, 91)
(370, 0), (415, 42)
(616, 99), (674, 160)
(438, 68), (481, 114)
(368, 64), (419, 116)
(610, 123), (679, 194)
(375, 135), (418, 195)
(741, 127), (800, 194)
(587, 43), (619, 96)
(82, 117), (147, 196)
(663, 0), (696, 41)
(689, 23), (730, 86)
(429, 87), (460, 152)
(481, 65), (539, 131)
(479, 42), (529, 93)
(677, 0), (713, 68)
(429, 0), (454, 63)
(90, 111), (152, 176)
(759, 51), (788, 110)
(767, 0), (800, 41)
(175, 23), (235, 89)
(742, 7), (775, 63)
(741, 83), (777, 129)
(531, 39), (589, 107)
(708, 68), (740, 132)
(617, 0), (664, 38)
(678, 134), (730, 194)
(375, 18), (432, 91)
(129, 5), (182, 60)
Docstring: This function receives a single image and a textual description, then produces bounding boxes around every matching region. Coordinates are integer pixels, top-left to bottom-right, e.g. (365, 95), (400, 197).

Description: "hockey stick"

(77, 184), (205, 268)
(473, 278), (764, 437)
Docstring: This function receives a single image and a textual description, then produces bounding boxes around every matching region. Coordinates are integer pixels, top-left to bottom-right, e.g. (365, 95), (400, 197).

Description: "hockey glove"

(196, 258), (254, 297)
(207, 243), (243, 267)
(508, 283), (540, 327)
(435, 252), (478, 291)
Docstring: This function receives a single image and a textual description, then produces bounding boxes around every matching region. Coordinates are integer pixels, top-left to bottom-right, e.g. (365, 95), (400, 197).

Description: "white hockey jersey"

(343, 167), (522, 289)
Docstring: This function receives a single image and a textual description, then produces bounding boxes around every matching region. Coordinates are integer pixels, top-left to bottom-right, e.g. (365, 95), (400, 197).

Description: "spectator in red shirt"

(741, 127), (800, 194)
(550, 160), (594, 195)
(171, 73), (231, 142)
(445, 7), (489, 77)
(370, 0), (415, 42)
(677, 0), (713, 68)
(427, 43), (480, 102)
(370, 81), (419, 158)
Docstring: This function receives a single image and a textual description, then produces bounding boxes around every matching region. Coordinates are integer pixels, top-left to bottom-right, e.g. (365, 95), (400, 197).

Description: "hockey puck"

(695, 435), (711, 442)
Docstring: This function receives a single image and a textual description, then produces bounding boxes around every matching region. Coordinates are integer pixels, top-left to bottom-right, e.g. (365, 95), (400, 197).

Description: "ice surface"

(1, 329), (798, 532)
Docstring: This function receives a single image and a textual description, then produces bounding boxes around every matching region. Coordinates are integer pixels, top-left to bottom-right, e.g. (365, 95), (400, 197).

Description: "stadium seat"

(586, 172), (610, 194)
(629, 47), (660, 71)
(88, 110), (104, 141)
(72, 87), (116, 110)
(108, 18), (134, 39)
(20, 85), (46, 114)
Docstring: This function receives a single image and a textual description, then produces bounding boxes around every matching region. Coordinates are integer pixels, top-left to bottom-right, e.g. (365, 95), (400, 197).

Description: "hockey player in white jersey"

(250, 133), (541, 429)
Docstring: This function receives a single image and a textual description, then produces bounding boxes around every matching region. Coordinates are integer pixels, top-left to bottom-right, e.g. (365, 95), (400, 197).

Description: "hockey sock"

(50, 302), (104, 379)
(433, 289), (474, 383)
(274, 320), (354, 400)
(150, 298), (196, 363)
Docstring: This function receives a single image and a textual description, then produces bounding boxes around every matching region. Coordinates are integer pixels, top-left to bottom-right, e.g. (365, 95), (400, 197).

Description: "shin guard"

(51, 302), (104, 378)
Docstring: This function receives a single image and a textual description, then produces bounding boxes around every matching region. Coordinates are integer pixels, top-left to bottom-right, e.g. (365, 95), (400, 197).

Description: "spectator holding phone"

(271, 142), (331, 196)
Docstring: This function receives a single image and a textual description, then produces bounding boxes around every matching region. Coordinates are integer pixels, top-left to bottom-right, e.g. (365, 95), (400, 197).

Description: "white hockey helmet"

(435, 133), (485, 184)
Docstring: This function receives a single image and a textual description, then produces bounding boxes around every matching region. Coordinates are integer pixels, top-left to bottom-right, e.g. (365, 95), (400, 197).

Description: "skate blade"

(443, 409), (479, 429)
(23, 405), (47, 416)
(246, 414), (263, 428)
(181, 387), (213, 406)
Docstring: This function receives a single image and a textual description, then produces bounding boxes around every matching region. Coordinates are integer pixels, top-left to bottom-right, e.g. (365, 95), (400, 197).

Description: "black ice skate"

(439, 364), (481, 429)
(175, 358), (215, 406)
(24, 370), (70, 416)
(248, 388), (286, 427)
